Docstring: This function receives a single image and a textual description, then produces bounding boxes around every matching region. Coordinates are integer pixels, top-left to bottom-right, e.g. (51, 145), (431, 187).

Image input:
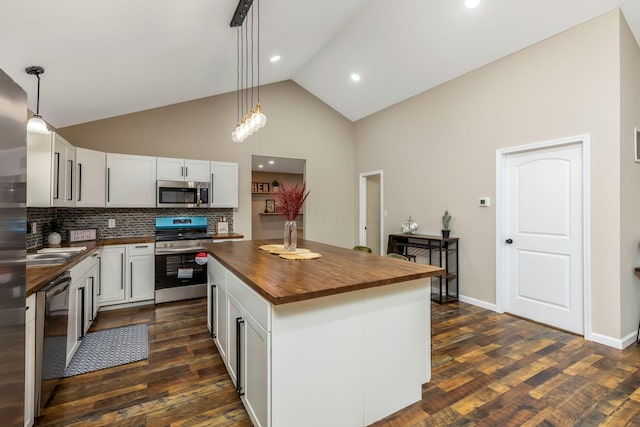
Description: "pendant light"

(230, 0), (266, 142)
(25, 66), (50, 135)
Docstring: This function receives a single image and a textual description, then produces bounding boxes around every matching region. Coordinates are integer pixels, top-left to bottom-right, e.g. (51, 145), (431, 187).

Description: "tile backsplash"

(27, 207), (234, 249)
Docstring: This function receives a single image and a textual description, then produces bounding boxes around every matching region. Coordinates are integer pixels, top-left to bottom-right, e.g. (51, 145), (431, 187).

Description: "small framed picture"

(265, 199), (275, 213)
(216, 221), (229, 234)
(635, 128), (640, 163)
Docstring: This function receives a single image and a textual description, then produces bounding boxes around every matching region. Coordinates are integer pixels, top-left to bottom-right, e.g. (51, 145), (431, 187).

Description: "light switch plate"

(479, 197), (490, 207)
(108, 219), (116, 228)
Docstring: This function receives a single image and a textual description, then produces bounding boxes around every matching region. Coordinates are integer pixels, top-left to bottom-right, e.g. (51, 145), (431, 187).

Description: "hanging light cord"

(35, 73), (41, 115)
(236, 27), (240, 124)
(257, 0), (260, 103)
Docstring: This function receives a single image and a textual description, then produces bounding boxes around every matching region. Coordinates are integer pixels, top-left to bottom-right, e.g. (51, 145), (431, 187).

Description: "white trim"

(358, 170), (384, 254)
(590, 332), (635, 350)
(458, 294), (497, 312)
(495, 134), (592, 339)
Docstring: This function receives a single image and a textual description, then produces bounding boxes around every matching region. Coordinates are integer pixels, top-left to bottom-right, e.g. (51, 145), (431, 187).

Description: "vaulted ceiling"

(1, 0), (639, 128)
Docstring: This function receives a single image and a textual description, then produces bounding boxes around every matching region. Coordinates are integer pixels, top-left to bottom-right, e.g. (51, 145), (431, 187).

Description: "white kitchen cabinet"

(208, 255), (229, 362)
(98, 246), (126, 305)
(99, 244), (155, 308)
(210, 161), (239, 208)
(27, 132), (76, 207)
(243, 311), (270, 427)
(76, 148), (106, 207)
(157, 157), (210, 182)
(67, 280), (83, 365)
(24, 294), (36, 427)
(106, 153), (156, 207)
(128, 243), (155, 302)
(223, 268), (271, 427)
(227, 293), (243, 387)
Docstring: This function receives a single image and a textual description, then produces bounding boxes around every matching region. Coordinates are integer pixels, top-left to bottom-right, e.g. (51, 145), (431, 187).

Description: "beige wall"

(59, 80), (356, 248)
(619, 13), (640, 340)
(354, 11), (622, 338)
(251, 171), (304, 240)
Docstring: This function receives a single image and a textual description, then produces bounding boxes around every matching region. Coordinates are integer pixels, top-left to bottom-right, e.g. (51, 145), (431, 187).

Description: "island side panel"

(271, 279), (431, 427)
(362, 278), (430, 425)
(271, 290), (365, 427)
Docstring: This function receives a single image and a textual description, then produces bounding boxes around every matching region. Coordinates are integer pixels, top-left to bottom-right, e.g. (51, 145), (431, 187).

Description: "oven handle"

(155, 247), (206, 255)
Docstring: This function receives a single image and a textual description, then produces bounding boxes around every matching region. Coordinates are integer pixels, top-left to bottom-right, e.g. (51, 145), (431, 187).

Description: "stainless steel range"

(154, 216), (212, 303)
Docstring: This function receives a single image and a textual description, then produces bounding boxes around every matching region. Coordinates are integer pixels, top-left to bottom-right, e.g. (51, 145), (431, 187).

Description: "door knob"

(505, 239), (513, 244)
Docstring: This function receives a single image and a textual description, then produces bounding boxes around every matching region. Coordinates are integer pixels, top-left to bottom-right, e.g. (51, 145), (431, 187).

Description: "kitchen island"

(202, 239), (444, 427)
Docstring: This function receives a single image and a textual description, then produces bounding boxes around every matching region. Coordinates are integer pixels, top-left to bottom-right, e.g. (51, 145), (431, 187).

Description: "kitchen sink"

(26, 252), (75, 266)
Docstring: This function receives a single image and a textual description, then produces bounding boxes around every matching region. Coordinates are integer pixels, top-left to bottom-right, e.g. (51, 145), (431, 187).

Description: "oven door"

(155, 251), (207, 289)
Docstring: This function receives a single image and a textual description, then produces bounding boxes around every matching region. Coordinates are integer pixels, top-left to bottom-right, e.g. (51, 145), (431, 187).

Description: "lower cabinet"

(208, 256), (270, 427)
(68, 253), (100, 365)
(99, 244), (154, 308)
(25, 294), (36, 427)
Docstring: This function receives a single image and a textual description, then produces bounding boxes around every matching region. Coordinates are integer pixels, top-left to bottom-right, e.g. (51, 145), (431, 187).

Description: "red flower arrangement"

(272, 179), (310, 220)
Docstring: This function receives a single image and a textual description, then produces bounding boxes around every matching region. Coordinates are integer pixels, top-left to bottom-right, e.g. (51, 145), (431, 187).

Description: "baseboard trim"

(458, 295), (496, 312)
(590, 331), (636, 350)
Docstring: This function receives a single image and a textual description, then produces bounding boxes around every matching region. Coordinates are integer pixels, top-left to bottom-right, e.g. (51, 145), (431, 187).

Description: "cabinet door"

(51, 134), (69, 207)
(243, 312), (270, 427)
(67, 282), (83, 366)
(157, 157), (185, 181)
(85, 265), (99, 333)
(216, 285), (228, 363)
(65, 144), (76, 207)
(25, 295), (36, 427)
(227, 294), (243, 386)
(210, 161), (239, 208)
(185, 159), (210, 182)
(129, 254), (155, 302)
(76, 148), (106, 207)
(106, 153), (157, 207)
(98, 246), (126, 305)
(26, 132), (53, 207)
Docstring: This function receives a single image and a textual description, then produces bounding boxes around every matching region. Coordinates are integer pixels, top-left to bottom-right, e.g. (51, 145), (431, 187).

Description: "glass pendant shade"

(27, 115), (50, 134)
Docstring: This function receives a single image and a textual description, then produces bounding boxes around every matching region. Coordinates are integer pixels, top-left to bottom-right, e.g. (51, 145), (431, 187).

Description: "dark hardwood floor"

(35, 298), (640, 426)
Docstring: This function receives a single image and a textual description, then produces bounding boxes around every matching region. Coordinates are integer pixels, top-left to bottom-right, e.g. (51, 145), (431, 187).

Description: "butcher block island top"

(201, 238), (444, 305)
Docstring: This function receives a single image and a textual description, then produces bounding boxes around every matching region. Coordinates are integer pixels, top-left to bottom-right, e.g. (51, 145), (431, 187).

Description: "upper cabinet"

(157, 157), (210, 182)
(106, 153), (157, 207)
(210, 161), (239, 208)
(76, 148), (106, 207)
(27, 132), (76, 207)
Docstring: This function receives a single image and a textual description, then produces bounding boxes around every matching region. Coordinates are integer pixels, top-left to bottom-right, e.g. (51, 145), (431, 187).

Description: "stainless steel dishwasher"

(35, 271), (71, 415)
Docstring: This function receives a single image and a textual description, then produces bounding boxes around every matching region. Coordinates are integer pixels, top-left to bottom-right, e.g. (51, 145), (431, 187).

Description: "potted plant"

(441, 210), (452, 238)
(273, 180), (310, 252)
(271, 180), (280, 192)
(47, 218), (64, 246)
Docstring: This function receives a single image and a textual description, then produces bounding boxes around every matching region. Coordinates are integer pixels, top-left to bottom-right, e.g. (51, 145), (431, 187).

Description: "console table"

(387, 233), (459, 303)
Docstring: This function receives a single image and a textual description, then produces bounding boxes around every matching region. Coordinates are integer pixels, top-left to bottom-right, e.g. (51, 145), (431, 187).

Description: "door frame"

(495, 134), (592, 339)
(359, 170), (384, 254)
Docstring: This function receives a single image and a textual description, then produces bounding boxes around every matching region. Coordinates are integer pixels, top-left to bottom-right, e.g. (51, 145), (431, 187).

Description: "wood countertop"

(211, 233), (244, 240)
(201, 239), (445, 305)
(26, 236), (155, 297)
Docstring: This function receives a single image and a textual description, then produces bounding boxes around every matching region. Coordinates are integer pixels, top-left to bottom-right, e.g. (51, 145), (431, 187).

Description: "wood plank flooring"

(35, 298), (640, 426)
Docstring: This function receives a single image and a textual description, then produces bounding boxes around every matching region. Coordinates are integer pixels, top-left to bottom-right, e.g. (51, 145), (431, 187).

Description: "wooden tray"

(259, 244), (310, 255)
(279, 252), (322, 260)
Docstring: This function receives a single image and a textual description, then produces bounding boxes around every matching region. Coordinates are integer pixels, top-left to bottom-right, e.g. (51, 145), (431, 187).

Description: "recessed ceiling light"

(350, 73), (361, 82)
(268, 160), (275, 165)
(465, 0), (480, 8)
(270, 55), (281, 63)
(258, 164), (264, 168)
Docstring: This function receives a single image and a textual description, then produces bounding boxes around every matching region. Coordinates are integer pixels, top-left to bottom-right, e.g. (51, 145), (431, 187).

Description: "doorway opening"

(359, 171), (384, 255)
(251, 155), (306, 240)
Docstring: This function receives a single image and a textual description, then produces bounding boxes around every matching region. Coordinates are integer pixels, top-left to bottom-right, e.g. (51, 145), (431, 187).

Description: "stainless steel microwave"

(157, 180), (209, 208)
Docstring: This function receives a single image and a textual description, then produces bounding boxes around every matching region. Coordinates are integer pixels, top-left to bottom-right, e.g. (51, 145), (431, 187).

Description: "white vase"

(47, 232), (61, 246)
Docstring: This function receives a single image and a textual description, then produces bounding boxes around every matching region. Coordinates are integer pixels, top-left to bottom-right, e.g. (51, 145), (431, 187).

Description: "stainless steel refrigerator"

(0, 67), (27, 426)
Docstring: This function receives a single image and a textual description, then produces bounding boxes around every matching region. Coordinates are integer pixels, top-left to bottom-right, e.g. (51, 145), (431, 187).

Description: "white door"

(505, 143), (583, 334)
